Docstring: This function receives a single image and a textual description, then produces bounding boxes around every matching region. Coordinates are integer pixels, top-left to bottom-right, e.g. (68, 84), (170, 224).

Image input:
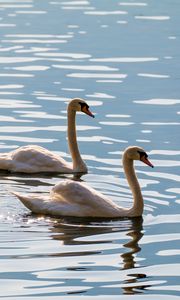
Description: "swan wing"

(50, 180), (121, 217)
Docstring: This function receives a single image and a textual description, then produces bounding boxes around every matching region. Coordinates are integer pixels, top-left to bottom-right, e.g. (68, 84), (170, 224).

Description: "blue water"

(0, 0), (180, 299)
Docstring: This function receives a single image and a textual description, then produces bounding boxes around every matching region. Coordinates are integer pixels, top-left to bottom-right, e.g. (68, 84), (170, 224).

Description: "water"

(0, 0), (180, 299)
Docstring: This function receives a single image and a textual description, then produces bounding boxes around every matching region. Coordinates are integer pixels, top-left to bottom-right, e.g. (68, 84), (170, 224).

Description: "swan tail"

(0, 154), (12, 171)
(12, 191), (44, 213)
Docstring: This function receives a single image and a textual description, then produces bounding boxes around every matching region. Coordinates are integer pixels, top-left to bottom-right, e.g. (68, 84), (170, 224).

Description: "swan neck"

(67, 107), (87, 173)
(123, 154), (144, 217)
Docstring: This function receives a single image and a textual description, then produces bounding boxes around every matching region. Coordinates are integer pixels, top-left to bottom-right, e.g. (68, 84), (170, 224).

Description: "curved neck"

(123, 154), (144, 217)
(67, 107), (87, 173)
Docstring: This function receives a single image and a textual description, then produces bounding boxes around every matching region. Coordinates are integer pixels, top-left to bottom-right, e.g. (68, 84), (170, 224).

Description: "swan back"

(49, 180), (124, 217)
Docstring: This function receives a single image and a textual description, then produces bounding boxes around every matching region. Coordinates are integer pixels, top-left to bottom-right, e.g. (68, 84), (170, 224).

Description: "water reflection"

(0, 215), (146, 297)
(120, 219), (146, 294)
(121, 218), (143, 270)
(48, 217), (145, 295)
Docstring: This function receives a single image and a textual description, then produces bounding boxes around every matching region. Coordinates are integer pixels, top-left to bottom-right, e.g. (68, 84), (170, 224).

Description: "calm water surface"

(0, 0), (180, 299)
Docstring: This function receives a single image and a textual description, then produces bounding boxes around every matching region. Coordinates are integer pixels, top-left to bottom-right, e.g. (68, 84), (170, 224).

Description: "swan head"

(124, 146), (154, 168)
(69, 98), (95, 118)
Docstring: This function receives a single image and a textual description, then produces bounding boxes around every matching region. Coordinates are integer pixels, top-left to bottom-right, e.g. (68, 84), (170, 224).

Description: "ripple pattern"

(0, 0), (180, 299)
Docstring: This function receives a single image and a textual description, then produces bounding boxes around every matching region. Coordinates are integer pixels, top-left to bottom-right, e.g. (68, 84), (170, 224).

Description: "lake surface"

(0, 0), (180, 299)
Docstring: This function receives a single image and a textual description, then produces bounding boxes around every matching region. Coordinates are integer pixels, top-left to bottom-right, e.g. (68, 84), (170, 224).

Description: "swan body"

(0, 98), (94, 174)
(0, 145), (72, 174)
(14, 146), (154, 218)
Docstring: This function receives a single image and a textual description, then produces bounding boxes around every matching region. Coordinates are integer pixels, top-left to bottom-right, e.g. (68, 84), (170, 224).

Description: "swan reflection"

(49, 217), (147, 295)
(120, 218), (148, 294)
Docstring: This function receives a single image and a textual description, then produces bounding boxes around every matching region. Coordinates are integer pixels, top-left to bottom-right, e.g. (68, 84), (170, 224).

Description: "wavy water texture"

(0, 0), (179, 299)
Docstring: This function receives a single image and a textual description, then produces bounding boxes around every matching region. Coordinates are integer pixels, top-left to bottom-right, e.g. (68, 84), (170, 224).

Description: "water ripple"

(0, 135), (58, 143)
(134, 99), (180, 105)
(0, 125), (100, 133)
(0, 57), (40, 63)
(0, 84), (24, 89)
(135, 16), (170, 20)
(0, 73), (33, 77)
(119, 2), (147, 6)
(35, 52), (91, 59)
(3, 39), (67, 44)
(0, 4), (32, 8)
(0, 23), (16, 27)
(13, 65), (50, 71)
(90, 57), (159, 62)
(67, 73), (127, 79)
(15, 10), (47, 14)
(100, 121), (134, 126)
(0, 99), (40, 108)
(0, 0), (179, 298)
(138, 73), (169, 78)
(84, 10), (128, 15)
(53, 64), (118, 71)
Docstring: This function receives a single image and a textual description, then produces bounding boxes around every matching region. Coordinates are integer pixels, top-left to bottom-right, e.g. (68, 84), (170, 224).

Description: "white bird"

(0, 98), (94, 174)
(14, 146), (154, 218)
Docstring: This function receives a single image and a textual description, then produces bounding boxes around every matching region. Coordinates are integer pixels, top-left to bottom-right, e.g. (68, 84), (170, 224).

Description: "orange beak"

(141, 156), (154, 168)
(82, 106), (95, 118)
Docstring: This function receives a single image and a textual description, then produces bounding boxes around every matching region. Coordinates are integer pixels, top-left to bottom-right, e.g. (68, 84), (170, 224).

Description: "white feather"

(14, 146), (153, 218)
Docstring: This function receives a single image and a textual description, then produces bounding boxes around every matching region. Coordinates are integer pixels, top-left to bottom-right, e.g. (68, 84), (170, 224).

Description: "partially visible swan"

(14, 146), (154, 218)
(0, 98), (94, 174)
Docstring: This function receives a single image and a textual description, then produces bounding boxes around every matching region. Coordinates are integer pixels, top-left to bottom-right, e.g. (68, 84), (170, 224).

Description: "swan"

(0, 98), (94, 174)
(14, 146), (154, 218)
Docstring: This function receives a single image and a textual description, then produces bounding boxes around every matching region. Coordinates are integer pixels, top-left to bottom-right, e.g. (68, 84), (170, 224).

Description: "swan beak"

(82, 106), (95, 118)
(141, 156), (154, 168)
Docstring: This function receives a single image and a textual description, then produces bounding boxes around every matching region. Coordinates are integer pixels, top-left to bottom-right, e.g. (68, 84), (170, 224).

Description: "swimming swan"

(14, 146), (154, 218)
(0, 98), (94, 174)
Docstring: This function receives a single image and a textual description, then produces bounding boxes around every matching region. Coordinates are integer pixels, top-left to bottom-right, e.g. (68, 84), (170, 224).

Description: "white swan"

(0, 98), (94, 174)
(14, 146), (154, 218)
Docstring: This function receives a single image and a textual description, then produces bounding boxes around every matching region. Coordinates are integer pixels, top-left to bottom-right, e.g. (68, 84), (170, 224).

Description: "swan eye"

(79, 102), (89, 111)
(137, 150), (148, 159)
